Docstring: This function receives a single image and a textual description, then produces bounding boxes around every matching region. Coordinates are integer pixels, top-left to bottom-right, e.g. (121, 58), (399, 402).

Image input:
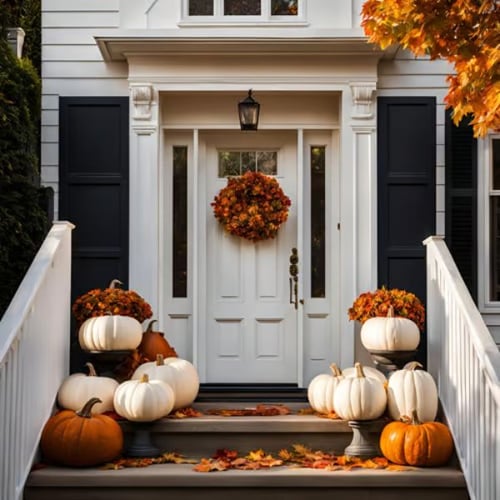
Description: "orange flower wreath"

(211, 171), (291, 242)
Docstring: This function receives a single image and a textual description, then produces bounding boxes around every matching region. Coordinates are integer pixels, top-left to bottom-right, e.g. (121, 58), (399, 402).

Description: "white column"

(339, 82), (377, 368)
(129, 83), (160, 316)
(350, 82), (377, 294)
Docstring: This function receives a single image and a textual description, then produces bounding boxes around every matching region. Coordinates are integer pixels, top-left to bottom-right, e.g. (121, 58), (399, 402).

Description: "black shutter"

(59, 97), (129, 371)
(378, 97), (436, 364)
(445, 111), (477, 301)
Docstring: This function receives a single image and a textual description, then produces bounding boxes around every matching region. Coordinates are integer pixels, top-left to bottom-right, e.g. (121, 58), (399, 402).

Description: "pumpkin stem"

(146, 319), (158, 332)
(156, 354), (165, 366)
(329, 363), (342, 377)
(140, 373), (150, 383)
(85, 362), (98, 377)
(410, 409), (422, 425)
(108, 279), (123, 289)
(354, 362), (365, 378)
(387, 305), (395, 318)
(403, 361), (424, 371)
(76, 397), (102, 418)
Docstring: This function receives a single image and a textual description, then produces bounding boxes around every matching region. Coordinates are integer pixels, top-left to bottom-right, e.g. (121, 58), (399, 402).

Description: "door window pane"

(311, 146), (326, 298)
(173, 146), (188, 297)
(218, 150), (277, 177)
(189, 0), (214, 15)
(224, 0), (261, 15)
(257, 151), (277, 174)
(271, 0), (298, 15)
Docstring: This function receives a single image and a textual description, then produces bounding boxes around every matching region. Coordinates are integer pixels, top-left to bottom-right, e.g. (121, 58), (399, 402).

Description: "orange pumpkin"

(380, 410), (454, 466)
(138, 320), (178, 361)
(41, 397), (123, 467)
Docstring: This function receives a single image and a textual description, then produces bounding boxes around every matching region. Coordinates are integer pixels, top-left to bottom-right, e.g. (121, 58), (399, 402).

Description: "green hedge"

(0, 21), (49, 317)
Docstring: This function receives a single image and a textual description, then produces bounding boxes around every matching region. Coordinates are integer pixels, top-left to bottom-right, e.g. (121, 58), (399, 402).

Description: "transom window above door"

(185, 0), (303, 22)
(218, 150), (277, 177)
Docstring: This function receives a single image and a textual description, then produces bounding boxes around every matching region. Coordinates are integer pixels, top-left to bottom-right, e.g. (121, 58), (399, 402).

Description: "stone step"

(24, 463), (469, 500)
(24, 401), (470, 500)
(120, 402), (379, 456)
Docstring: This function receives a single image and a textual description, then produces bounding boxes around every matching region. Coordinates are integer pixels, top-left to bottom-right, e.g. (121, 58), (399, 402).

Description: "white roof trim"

(94, 29), (391, 62)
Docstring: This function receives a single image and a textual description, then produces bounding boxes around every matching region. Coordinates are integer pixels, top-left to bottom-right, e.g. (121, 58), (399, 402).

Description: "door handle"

(289, 248), (299, 310)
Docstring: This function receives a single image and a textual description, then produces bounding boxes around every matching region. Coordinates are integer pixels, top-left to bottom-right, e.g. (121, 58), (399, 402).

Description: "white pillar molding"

(340, 82), (378, 367)
(349, 82), (377, 119)
(129, 83), (160, 316)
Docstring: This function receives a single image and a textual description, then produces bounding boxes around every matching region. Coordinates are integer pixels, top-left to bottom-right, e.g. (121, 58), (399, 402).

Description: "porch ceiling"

(94, 29), (391, 62)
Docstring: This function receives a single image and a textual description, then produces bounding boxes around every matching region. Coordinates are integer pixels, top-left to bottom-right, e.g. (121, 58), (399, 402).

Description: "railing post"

(424, 235), (444, 382)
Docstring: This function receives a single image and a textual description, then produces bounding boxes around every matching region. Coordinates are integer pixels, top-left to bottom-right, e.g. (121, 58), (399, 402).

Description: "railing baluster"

(0, 222), (74, 500)
(425, 236), (500, 500)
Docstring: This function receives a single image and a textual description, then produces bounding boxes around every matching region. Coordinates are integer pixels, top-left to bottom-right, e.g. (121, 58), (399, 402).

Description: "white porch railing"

(0, 221), (74, 500)
(425, 236), (500, 500)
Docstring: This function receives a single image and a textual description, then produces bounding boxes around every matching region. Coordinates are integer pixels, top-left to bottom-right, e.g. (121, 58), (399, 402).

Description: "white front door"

(200, 131), (299, 383)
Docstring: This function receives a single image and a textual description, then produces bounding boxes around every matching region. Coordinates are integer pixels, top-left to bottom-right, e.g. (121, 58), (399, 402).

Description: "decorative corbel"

(350, 83), (377, 119)
(131, 85), (153, 120)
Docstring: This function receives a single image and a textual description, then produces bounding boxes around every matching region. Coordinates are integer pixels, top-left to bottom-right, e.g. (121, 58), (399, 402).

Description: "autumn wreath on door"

(211, 171), (291, 242)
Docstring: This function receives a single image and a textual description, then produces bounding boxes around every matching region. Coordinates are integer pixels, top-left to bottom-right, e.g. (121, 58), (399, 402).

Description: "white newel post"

(339, 82), (377, 367)
(129, 84), (160, 315)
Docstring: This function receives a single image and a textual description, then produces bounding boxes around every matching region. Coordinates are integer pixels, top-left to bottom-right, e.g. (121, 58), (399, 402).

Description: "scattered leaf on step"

(168, 407), (203, 418)
(207, 404), (291, 417)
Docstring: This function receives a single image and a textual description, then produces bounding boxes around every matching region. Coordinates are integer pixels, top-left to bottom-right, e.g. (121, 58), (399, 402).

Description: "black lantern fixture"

(238, 89), (260, 131)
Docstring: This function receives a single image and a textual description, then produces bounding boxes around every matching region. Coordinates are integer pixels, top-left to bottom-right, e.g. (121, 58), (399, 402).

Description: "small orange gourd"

(40, 397), (123, 467)
(380, 410), (454, 466)
(138, 320), (178, 361)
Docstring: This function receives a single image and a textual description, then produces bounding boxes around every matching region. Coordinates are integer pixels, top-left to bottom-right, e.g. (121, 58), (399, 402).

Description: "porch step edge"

(26, 463), (468, 489)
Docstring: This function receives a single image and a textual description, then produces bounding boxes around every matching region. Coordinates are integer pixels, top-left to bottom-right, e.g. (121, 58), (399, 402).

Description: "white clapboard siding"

(43, 44), (106, 62)
(41, 143), (58, 167)
(43, 61), (128, 78)
(42, 78), (129, 96)
(41, 126), (58, 143)
(42, 12), (120, 28)
(41, 0), (123, 218)
(43, 0), (119, 11)
(42, 27), (120, 45)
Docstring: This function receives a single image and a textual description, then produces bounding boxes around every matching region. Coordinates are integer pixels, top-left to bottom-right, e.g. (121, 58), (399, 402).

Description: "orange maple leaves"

(361, 0), (500, 136)
(206, 404), (291, 417)
(103, 445), (410, 473)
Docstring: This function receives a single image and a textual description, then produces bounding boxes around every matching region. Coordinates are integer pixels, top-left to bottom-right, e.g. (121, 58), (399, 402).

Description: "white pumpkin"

(342, 365), (387, 385)
(57, 362), (118, 414)
(132, 354), (199, 410)
(360, 306), (420, 351)
(333, 363), (387, 421)
(78, 315), (142, 352)
(113, 373), (175, 422)
(387, 361), (438, 422)
(307, 363), (344, 414)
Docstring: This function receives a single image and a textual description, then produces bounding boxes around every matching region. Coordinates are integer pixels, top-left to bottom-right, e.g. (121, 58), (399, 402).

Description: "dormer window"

(186, 0), (302, 22)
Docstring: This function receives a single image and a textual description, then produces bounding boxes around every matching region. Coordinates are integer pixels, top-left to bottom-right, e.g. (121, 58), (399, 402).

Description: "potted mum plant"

(348, 287), (425, 371)
(72, 279), (153, 327)
(72, 279), (154, 377)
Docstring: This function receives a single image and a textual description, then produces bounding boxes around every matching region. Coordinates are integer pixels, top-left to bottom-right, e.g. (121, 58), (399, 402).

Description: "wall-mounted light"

(238, 89), (260, 131)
